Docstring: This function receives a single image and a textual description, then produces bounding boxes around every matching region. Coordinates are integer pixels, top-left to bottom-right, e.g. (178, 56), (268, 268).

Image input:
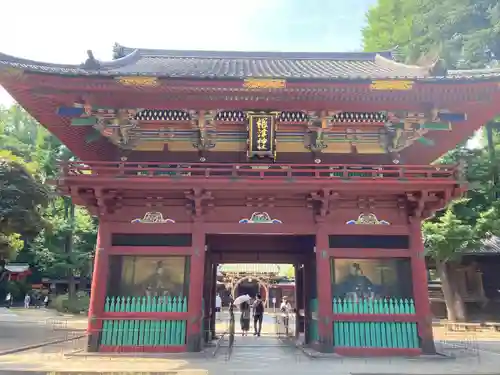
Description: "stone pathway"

(0, 341), (498, 375)
(0, 308), (19, 322)
(0, 308), (84, 354)
(1, 309), (500, 374)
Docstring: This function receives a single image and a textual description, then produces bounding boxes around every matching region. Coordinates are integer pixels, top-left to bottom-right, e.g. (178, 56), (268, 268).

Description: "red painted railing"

(60, 161), (459, 182)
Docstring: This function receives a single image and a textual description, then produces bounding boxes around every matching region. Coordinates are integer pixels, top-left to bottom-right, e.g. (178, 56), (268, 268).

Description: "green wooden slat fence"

(100, 319), (187, 346)
(333, 321), (419, 349)
(100, 295), (188, 347)
(104, 295), (188, 313)
(332, 298), (415, 314)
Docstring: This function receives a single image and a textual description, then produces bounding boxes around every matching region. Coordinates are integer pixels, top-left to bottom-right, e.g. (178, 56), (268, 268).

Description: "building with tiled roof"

(219, 263), (280, 274)
(0, 43), (497, 164)
(0, 42), (493, 355)
(2, 44), (498, 81)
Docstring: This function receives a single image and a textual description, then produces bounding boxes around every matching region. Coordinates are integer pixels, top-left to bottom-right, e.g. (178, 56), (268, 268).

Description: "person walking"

(252, 294), (264, 337)
(215, 293), (222, 321)
(5, 292), (12, 308)
(239, 301), (251, 336)
(24, 294), (31, 309)
(280, 297), (292, 336)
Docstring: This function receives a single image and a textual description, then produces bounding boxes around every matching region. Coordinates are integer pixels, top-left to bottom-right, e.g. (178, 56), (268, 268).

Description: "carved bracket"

(308, 189), (339, 222)
(245, 196), (275, 208)
(185, 188), (213, 221)
(93, 188), (118, 216)
(357, 196), (376, 211)
(406, 190), (447, 220)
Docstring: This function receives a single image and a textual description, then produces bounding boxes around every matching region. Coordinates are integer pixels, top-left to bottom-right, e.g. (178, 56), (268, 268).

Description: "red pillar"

(410, 218), (436, 354)
(186, 226), (206, 351)
(315, 227), (333, 352)
(87, 222), (111, 352)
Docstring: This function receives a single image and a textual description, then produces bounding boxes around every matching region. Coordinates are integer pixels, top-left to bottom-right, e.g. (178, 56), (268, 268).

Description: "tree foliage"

(0, 104), (97, 285)
(363, 0), (500, 68)
(363, 0), (500, 320)
(31, 199), (97, 279)
(362, 0), (416, 59)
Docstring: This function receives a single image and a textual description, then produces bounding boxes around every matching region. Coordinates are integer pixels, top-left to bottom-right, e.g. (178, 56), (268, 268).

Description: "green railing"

(308, 298), (319, 342)
(101, 319), (187, 347)
(104, 295), (188, 312)
(100, 295), (188, 348)
(333, 321), (419, 349)
(330, 171), (373, 178)
(332, 298), (416, 314)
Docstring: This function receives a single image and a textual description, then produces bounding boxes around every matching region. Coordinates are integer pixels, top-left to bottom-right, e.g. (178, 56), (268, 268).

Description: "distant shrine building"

(2, 43), (496, 355)
(217, 264), (295, 307)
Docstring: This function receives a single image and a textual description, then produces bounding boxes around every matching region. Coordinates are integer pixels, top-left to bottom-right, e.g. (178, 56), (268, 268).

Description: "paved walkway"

(1, 309), (500, 374)
(0, 339), (499, 375)
(215, 311), (281, 335)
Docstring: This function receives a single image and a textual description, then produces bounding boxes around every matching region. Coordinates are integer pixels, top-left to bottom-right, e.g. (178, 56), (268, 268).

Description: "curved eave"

(0, 49), (142, 76)
(114, 43), (397, 60)
(2, 67), (500, 84)
(2, 49), (500, 82)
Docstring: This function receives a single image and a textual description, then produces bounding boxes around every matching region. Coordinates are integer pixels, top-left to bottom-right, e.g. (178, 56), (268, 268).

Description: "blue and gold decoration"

(346, 213), (390, 225)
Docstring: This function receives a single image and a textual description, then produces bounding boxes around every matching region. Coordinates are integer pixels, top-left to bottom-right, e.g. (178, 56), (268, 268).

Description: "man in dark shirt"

(252, 294), (264, 336)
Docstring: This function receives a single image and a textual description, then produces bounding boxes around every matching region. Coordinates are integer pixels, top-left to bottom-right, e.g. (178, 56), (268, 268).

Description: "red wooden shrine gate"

(2, 44), (493, 356)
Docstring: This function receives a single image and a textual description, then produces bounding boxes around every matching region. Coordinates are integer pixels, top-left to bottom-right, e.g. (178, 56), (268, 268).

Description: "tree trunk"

(448, 263), (467, 322)
(436, 260), (467, 322)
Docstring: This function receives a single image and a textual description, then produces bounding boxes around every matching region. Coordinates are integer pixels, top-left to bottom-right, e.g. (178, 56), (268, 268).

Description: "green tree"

(362, 0), (416, 59)
(0, 104), (97, 301)
(423, 208), (479, 321)
(284, 266), (295, 279)
(363, 0), (500, 321)
(0, 154), (49, 259)
(363, 0), (500, 68)
(31, 199), (97, 283)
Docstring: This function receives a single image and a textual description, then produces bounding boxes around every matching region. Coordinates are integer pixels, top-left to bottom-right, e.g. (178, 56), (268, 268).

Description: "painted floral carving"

(239, 212), (282, 224)
(346, 213), (389, 225)
(131, 212), (175, 224)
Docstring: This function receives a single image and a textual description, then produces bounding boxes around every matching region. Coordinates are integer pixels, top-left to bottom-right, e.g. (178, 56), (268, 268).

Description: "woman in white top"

(280, 298), (292, 336)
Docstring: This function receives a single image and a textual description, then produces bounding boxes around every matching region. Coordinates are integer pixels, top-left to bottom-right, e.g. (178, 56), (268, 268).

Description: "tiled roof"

(464, 236), (500, 255)
(0, 44), (499, 81)
(5, 263), (30, 273)
(219, 264), (280, 274)
(426, 236), (500, 256)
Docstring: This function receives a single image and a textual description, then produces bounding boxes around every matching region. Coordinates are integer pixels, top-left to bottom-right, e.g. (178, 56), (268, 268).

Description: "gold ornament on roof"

(243, 79), (286, 89)
(370, 80), (413, 91)
(116, 76), (159, 87)
(0, 67), (24, 80)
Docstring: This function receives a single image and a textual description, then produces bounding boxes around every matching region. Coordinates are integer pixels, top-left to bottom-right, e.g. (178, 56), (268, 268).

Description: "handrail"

(60, 161), (459, 181)
(212, 331), (227, 357)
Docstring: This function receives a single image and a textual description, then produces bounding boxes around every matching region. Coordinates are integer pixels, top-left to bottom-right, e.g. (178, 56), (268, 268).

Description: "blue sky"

(0, 0), (376, 104)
